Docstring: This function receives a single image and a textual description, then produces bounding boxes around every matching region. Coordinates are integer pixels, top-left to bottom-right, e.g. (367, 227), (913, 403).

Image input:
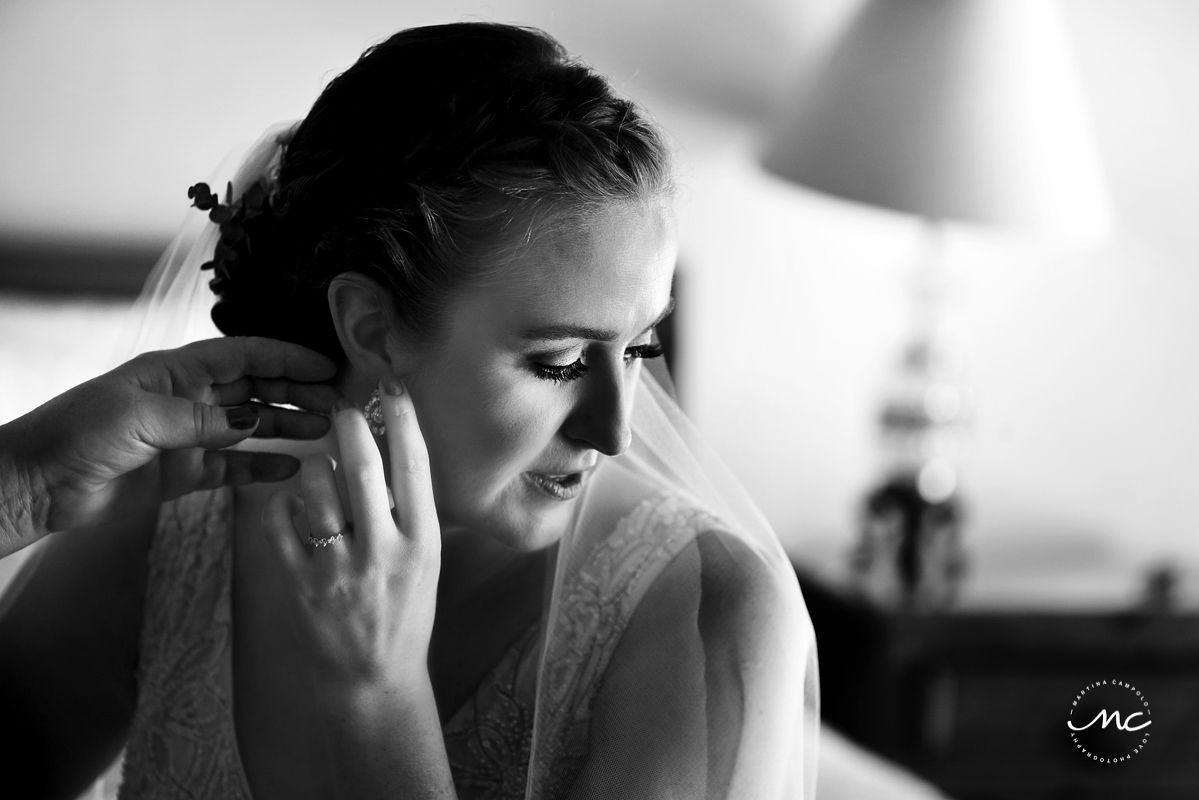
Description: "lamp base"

(850, 473), (968, 611)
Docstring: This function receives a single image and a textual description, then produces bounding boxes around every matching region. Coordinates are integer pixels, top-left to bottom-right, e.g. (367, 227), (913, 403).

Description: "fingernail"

(381, 374), (404, 397)
(333, 396), (355, 414)
(226, 404), (259, 430)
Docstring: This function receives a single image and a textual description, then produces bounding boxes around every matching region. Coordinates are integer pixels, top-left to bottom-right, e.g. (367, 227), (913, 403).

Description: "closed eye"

(624, 342), (664, 364)
(532, 340), (664, 384)
(533, 360), (587, 383)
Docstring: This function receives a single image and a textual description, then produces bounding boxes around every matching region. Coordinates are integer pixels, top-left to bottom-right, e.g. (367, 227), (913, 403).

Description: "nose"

(562, 365), (633, 457)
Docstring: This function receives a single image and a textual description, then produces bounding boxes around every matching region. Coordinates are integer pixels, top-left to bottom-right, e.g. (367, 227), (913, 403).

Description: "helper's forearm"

(0, 417), (49, 558)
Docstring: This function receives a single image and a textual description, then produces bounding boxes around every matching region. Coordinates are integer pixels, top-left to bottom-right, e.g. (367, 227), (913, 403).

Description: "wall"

(0, 0), (851, 240)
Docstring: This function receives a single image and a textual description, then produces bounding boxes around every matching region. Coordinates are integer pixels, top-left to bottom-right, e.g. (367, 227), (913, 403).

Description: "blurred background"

(2, 0), (1198, 798)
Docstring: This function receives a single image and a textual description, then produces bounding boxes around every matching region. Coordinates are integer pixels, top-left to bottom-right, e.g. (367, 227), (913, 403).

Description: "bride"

(0, 22), (818, 799)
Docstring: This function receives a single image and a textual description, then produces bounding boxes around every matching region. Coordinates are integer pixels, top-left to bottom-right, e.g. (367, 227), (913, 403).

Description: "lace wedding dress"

(111, 479), (770, 799)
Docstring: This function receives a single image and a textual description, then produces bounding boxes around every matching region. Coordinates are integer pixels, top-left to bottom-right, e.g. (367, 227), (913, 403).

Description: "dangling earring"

(362, 386), (385, 437)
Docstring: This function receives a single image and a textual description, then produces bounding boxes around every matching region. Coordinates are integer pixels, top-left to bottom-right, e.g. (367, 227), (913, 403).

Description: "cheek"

(412, 360), (570, 487)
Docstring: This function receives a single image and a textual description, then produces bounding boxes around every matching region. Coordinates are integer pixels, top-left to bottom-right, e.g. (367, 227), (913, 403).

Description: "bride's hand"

(262, 377), (441, 691)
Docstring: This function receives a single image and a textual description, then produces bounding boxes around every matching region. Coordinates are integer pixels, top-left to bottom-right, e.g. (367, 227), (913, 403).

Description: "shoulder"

(569, 514), (811, 798)
(662, 525), (806, 667)
(598, 492), (810, 690)
(607, 491), (804, 648)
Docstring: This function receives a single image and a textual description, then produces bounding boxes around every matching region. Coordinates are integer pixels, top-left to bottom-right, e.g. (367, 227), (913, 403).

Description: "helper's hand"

(6, 336), (338, 539)
(262, 376), (441, 691)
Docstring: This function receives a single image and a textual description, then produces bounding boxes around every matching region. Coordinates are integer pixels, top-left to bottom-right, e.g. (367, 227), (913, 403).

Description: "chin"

(438, 482), (578, 553)
(494, 502), (577, 552)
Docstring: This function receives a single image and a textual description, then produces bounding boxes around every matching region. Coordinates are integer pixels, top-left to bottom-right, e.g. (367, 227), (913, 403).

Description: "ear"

(327, 273), (413, 376)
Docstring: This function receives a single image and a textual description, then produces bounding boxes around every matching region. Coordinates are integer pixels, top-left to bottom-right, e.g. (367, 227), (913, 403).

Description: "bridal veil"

(121, 122), (820, 799)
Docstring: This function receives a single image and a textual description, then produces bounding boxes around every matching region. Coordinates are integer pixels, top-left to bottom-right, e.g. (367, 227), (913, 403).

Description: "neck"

(436, 527), (553, 616)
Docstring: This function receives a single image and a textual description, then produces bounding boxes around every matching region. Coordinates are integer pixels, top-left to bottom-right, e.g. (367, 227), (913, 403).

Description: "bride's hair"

(208, 22), (673, 361)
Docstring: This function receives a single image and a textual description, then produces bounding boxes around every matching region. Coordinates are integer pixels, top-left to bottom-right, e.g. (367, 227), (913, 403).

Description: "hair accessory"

(362, 387), (386, 436)
(187, 178), (276, 294)
(306, 531), (345, 549)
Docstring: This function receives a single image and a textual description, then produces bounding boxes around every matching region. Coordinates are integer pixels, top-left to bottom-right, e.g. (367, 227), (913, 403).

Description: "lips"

(523, 467), (592, 500)
(538, 473), (582, 486)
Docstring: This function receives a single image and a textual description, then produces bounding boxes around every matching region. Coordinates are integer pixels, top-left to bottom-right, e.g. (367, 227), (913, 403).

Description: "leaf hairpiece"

(187, 179), (276, 293)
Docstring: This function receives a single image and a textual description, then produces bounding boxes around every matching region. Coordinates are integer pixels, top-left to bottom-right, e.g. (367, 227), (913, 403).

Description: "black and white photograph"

(1, 1), (1196, 798)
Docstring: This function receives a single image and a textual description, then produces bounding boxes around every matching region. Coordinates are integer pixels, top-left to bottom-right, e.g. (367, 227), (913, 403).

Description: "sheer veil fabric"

(122, 124), (820, 799)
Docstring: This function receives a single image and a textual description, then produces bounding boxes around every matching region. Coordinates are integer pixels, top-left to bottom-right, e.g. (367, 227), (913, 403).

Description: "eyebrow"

(520, 297), (676, 342)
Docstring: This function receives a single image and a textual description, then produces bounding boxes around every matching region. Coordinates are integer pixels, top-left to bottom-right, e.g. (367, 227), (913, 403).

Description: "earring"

(362, 387), (385, 437)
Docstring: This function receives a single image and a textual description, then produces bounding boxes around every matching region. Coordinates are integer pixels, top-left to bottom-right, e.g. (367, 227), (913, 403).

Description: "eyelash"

(533, 343), (665, 384)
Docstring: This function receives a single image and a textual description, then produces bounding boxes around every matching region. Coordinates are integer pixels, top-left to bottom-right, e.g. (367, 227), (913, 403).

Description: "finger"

(205, 451), (302, 487)
(242, 404), (332, 441)
(142, 396), (326, 451)
(214, 377), (340, 414)
(262, 490), (309, 577)
(331, 396), (394, 558)
(300, 454), (350, 546)
(293, 490), (352, 588)
(380, 376), (436, 546)
(177, 336), (339, 385)
(135, 393), (261, 452)
(161, 450), (301, 498)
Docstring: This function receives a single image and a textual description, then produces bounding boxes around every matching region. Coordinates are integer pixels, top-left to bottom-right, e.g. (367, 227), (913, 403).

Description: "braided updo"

(208, 22), (673, 362)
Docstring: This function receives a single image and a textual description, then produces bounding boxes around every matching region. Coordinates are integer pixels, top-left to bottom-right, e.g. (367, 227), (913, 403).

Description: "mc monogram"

(1066, 679), (1153, 764)
(1067, 708), (1152, 733)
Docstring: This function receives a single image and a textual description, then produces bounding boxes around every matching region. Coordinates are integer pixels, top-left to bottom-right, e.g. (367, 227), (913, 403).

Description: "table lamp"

(761, 0), (1112, 608)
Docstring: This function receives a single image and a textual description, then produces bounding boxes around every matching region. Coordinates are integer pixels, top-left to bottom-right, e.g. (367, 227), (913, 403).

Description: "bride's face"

(402, 201), (677, 550)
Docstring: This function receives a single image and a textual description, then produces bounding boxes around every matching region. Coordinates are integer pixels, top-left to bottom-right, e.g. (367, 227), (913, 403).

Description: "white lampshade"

(762, 0), (1112, 242)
